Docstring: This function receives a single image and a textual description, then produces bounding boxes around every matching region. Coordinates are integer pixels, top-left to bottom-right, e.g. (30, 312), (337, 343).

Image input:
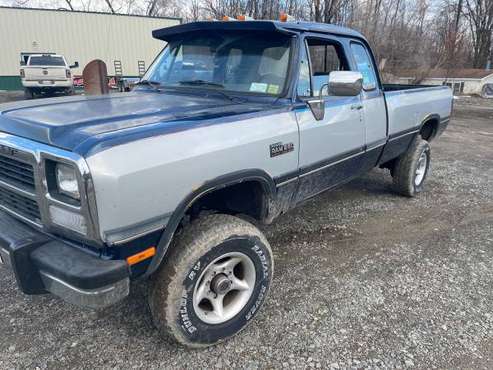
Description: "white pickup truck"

(20, 54), (78, 99)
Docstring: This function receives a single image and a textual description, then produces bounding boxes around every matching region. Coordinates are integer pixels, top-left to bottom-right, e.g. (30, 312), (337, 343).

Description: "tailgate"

(25, 67), (67, 80)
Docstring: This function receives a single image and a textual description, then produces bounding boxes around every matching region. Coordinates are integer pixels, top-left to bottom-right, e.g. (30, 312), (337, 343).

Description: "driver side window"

(297, 38), (347, 98)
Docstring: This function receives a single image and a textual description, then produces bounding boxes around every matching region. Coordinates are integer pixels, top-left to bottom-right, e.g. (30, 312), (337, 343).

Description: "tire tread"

(149, 214), (272, 348)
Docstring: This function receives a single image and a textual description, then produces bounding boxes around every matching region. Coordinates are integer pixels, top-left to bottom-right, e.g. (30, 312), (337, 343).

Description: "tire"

(149, 214), (274, 348)
(24, 88), (34, 99)
(392, 136), (431, 197)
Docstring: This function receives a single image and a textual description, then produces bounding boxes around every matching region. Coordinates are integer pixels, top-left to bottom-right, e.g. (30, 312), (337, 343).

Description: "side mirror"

(306, 71), (364, 121)
(69, 61), (79, 69)
(327, 71), (363, 96)
(20, 61), (26, 66)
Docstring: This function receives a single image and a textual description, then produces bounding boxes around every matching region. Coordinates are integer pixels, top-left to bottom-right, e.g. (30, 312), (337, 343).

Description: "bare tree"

(64, 0), (74, 10)
(465, 0), (493, 68)
(104, 0), (116, 13)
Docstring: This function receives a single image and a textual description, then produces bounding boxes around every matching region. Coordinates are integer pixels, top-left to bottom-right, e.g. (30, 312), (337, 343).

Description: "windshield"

(28, 56), (66, 66)
(144, 32), (292, 96)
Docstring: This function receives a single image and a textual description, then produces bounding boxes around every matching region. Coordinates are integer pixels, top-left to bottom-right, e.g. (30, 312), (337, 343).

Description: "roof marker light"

(280, 13), (295, 22)
(222, 15), (237, 21)
(237, 15), (254, 21)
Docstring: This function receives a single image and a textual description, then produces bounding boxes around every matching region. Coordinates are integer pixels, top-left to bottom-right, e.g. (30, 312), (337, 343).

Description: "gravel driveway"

(0, 97), (492, 369)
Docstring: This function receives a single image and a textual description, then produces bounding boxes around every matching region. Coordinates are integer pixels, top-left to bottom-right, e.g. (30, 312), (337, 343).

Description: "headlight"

(56, 163), (80, 200)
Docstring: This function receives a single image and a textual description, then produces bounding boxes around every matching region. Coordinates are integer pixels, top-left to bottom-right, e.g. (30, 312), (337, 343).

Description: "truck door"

(294, 36), (366, 202)
(349, 42), (387, 155)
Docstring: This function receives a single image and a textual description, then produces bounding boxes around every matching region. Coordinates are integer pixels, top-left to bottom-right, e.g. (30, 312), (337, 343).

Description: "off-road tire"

(392, 136), (431, 197)
(149, 214), (274, 348)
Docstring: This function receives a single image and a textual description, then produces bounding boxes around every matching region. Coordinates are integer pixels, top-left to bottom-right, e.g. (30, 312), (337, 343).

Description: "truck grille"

(0, 153), (36, 191)
(0, 186), (41, 223)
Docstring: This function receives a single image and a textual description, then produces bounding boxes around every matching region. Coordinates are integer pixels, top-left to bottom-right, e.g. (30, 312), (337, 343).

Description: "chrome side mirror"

(327, 71), (363, 96)
(306, 71), (364, 121)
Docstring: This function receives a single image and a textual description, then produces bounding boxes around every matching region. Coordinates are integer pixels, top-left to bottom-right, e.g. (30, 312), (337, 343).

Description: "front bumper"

(0, 210), (129, 309)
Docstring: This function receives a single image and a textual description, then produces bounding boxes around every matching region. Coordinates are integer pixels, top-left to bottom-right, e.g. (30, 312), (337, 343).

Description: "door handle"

(351, 104), (363, 110)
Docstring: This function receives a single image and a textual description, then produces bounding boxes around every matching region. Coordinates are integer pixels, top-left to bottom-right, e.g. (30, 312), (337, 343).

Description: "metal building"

(0, 6), (180, 90)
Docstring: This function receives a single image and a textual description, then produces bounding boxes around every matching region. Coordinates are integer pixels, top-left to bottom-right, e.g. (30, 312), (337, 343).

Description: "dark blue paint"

(152, 20), (367, 43)
(0, 90), (287, 157)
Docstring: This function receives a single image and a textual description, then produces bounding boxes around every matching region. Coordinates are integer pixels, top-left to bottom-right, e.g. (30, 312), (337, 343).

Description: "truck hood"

(0, 91), (272, 156)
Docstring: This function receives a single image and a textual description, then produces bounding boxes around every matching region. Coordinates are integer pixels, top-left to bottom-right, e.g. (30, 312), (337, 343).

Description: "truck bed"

(383, 84), (452, 137)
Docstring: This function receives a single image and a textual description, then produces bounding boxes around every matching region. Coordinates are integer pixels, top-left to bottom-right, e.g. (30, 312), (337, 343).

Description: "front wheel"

(392, 136), (431, 197)
(149, 214), (273, 348)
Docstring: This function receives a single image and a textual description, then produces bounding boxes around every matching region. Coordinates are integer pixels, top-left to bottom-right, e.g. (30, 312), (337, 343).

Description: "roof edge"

(0, 5), (182, 22)
(152, 21), (295, 41)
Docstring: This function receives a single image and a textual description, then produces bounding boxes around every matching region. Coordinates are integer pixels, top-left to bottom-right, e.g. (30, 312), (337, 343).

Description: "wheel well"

(420, 118), (439, 141)
(185, 181), (268, 223)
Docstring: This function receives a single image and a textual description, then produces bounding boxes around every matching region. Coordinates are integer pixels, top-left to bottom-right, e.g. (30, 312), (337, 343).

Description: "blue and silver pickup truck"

(0, 21), (452, 347)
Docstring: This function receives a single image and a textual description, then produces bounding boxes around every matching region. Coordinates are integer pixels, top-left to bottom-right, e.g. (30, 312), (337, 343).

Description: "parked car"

(20, 53), (78, 98)
(0, 21), (452, 348)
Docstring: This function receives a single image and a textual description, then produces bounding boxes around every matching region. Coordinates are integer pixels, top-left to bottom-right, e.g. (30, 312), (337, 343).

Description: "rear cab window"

(28, 56), (66, 66)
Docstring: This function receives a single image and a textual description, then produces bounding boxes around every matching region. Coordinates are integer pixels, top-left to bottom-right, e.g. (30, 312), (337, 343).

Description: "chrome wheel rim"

(192, 252), (256, 325)
(414, 151), (428, 186)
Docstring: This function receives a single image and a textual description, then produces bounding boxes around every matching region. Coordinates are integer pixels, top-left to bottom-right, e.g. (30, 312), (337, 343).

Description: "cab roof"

(152, 20), (367, 43)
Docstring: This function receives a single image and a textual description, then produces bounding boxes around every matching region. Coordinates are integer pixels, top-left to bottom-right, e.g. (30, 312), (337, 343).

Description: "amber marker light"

(127, 247), (156, 266)
(237, 15), (254, 21)
(280, 13), (295, 22)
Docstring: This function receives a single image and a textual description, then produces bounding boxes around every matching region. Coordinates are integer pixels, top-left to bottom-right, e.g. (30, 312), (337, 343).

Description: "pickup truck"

(0, 21), (452, 348)
(20, 53), (78, 99)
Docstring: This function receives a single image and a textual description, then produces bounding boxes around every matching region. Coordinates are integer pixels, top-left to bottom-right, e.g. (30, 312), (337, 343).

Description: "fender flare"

(144, 169), (277, 276)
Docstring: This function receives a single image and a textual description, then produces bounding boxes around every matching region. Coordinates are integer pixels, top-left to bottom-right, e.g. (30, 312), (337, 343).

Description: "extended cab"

(20, 53), (78, 98)
(0, 21), (452, 347)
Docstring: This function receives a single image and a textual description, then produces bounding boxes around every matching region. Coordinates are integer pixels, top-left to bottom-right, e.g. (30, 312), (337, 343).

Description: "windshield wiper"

(135, 79), (161, 91)
(178, 80), (224, 88)
(177, 79), (241, 102)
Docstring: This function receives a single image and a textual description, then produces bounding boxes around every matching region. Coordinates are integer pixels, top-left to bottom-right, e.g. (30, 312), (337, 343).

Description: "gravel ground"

(0, 96), (492, 369)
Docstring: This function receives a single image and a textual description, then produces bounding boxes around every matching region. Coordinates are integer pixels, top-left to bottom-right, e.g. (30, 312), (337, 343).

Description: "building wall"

(0, 7), (180, 90)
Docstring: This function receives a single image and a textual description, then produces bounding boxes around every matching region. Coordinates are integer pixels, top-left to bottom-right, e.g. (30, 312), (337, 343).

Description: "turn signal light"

(127, 247), (156, 266)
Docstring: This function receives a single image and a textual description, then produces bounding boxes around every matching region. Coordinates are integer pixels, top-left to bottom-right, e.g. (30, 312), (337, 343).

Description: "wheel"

(24, 88), (34, 99)
(149, 214), (274, 348)
(392, 136), (431, 197)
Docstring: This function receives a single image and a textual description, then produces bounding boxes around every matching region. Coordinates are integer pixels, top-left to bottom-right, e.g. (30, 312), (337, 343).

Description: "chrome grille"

(0, 186), (41, 222)
(0, 153), (36, 191)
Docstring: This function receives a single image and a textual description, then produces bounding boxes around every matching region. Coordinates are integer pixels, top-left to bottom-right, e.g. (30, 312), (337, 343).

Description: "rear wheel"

(392, 136), (431, 197)
(149, 214), (273, 348)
